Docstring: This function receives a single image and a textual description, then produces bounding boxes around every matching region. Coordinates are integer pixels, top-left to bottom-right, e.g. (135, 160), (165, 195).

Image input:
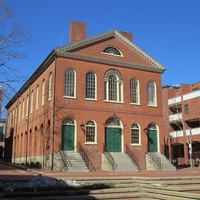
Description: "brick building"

(5, 21), (166, 171)
(163, 82), (200, 166)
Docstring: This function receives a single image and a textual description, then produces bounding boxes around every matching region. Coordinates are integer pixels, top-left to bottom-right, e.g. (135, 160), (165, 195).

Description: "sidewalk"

(0, 160), (200, 180)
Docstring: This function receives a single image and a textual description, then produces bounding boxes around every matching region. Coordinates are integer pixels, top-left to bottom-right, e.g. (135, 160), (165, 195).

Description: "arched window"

(30, 90), (34, 114)
(42, 79), (45, 106)
(85, 120), (96, 143)
(36, 85), (39, 110)
(104, 70), (123, 102)
(130, 78), (139, 104)
(86, 72), (96, 99)
(131, 123), (140, 145)
(18, 102), (21, 122)
(48, 73), (53, 100)
(22, 99), (25, 119)
(26, 95), (29, 117)
(103, 46), (122, 56)
(147, 80), (157, 106)
(64, 68), (75, 97)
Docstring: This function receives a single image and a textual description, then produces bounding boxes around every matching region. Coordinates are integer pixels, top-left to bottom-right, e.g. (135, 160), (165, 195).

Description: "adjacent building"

(163, 82), (200, 166)
(5, 21), (166, 171)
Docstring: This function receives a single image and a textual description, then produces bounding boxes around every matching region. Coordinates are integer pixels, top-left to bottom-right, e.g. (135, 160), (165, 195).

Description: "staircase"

(54, 151), (89, 172)
(102, 152), (138, 172)
(146, 152), (176, 171)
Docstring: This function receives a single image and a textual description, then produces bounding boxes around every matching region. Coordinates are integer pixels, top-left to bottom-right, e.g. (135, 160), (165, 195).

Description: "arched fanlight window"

(103, 46), (122, 56)
(62, 117), (74, 125)
(105, 116), (121, 127)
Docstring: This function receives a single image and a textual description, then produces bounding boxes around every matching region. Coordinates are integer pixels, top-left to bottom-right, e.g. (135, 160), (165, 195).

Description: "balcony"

(169, 113), (182, 122)
(170, 127), (200, 138)
(183, 90), (200, 101)
(168, 89), (200, 105)
(168, 96), (181, 105)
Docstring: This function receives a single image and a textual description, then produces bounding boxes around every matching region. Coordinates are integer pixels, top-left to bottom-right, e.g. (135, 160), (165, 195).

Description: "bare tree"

(0, 0), (31, 115)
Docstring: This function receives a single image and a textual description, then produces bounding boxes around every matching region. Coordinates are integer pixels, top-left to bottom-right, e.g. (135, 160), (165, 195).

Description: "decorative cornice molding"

(57, 52), (164, 73)
(55, 30), (165, 71)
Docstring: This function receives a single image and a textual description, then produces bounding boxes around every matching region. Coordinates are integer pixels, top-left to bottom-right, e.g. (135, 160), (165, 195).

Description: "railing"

(162, 145), (177, 166)
(125, 144), (141, 171)
(148, 152), (163, 170)
(59, 151), (72, 167)
(102, 143), (117, 171)
(77, 142), (96, 172)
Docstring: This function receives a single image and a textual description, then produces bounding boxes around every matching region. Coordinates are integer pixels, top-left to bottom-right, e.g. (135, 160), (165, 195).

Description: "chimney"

(119, 31), (133, 42)
(70, 21), (86, 43)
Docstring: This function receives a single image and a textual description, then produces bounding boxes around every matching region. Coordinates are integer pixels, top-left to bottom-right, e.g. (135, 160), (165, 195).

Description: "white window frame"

(85, 71), (97, 100)
(85, 120), (97, 144)
(48, 73), (53, 101)
(36, 85), (39, 110)
(42, 80), (45, 106)
(147, 80), (157, 106)
(30, 90), (34, 114)
(64, 68), (76, 98)
(130, 78), (140, 104)
(131, 123), (141, 146)
(104, 69), (123, 103)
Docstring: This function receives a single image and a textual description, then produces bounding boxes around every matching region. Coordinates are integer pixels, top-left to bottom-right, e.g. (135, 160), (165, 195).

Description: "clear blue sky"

(9, 0), (200, 89)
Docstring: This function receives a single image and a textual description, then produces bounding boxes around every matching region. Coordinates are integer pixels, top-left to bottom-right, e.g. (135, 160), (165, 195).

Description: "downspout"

(51, 56), (57, 171)
(25, 84), (31, 165)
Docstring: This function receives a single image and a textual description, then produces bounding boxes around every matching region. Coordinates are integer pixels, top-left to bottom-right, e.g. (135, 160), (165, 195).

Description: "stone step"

(146, 153), (176, 171)
(59, 151), (90, 172)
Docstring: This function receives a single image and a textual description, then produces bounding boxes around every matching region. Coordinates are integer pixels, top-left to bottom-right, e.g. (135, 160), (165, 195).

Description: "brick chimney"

(119, 31), (133, 42)
(70, 21), (86, 43)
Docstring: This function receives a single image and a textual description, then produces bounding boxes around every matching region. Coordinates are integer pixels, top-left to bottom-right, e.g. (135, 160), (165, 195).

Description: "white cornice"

(55, 30), (165, 72)
(57, 52), (164, 73)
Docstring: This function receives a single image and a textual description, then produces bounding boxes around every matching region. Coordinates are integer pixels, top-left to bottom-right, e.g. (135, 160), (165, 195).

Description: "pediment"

(55, 30), (165, 73)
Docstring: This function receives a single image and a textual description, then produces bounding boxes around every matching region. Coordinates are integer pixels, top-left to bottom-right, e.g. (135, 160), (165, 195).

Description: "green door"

(148, 129), (157, 152)
(105, 127), (121, 152)
(62, 125), (75, 150)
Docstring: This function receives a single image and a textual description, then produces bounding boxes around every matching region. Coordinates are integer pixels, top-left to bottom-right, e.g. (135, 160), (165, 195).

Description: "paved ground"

(0, 161), (200, 181)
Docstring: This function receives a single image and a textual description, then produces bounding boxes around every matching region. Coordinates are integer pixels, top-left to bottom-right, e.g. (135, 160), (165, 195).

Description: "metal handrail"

(59, 151), (72, 167)
(163, 145), (177, 166)
(102, 143), (117, 171)
(148, 152), (163, 170)
(125, 144), (141, 171)
(77, 142), (96, 171)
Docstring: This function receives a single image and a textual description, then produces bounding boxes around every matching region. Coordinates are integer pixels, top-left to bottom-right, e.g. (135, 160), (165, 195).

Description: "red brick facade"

(5, 21), (166, 171)
(162, 82), (200, 166)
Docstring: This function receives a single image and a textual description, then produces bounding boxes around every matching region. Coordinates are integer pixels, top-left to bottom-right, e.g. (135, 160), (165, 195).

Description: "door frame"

(104, 115), (124, 153)
(61, 117), (76, 151)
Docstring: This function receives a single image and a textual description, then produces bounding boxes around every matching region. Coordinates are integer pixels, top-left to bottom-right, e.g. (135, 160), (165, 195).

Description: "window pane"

(130, 78), (138, 103)
(131, 124), (139, 144)
(86, 72), (95, 99)
(85, 121), (96, 143)
(108, 75), (117, 101)
(64, 69), (75, 97)
(148, 81), (155, 105)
